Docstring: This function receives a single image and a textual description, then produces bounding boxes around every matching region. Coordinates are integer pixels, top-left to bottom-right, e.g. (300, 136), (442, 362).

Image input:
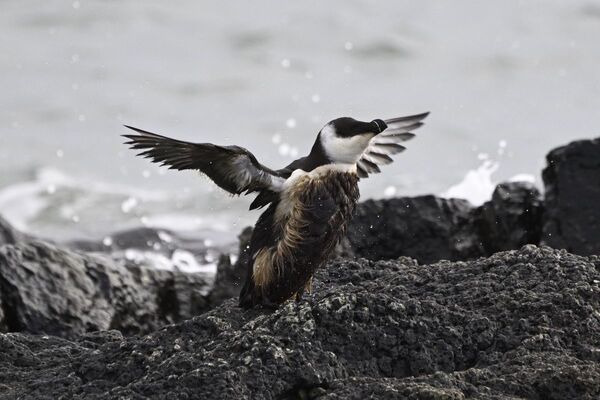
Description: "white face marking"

(320, 124), (375, 164)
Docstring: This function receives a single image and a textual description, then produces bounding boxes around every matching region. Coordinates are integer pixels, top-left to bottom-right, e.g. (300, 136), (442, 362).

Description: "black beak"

(370, 119), (387, 134)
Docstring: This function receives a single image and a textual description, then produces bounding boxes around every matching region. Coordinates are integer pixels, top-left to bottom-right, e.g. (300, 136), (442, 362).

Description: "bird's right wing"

(123, 126), (285, 195)
(356, 112), (429, 178)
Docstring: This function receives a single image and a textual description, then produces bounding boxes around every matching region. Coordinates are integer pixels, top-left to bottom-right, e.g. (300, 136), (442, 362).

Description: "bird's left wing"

(356, 112), (429, 178)
(123, 126), (286, 195)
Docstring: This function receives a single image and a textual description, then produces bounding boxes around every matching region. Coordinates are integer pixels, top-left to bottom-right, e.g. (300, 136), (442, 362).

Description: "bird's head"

(318, 117), (387, 164)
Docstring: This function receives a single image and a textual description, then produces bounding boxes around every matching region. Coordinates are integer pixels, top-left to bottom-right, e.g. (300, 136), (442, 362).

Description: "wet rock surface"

(2, 246), (600, 399)
(542, 138), (600, 256)
(0, 241), (213, 338)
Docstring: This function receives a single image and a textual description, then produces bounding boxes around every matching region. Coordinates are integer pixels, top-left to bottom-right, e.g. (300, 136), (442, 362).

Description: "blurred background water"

(1, 0), (599, 244)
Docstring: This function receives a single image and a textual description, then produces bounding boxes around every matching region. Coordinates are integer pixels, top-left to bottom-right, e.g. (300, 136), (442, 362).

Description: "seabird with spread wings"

(123, 112), (429, 308)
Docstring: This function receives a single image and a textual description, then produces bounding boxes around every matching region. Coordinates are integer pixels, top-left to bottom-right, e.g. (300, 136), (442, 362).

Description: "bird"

(123, 112), (429, 309)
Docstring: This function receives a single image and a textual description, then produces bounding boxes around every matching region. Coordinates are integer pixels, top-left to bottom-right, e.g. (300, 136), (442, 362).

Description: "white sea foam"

(0, 168), (72, 231)
(0, 166), (248, 243)
(171, 249), (218, 274)
(442, 161), (539, 206)
(124, 249), (173, 271)
(115, 248), (218, 294)
(509, 174), (536, 184)
(441, 136), (541, 206)
(121, 247), (218, 275)
(441, 160), (499, 206)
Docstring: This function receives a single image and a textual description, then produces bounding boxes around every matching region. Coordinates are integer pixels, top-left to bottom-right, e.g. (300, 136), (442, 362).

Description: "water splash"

(441, 160), (499, 206)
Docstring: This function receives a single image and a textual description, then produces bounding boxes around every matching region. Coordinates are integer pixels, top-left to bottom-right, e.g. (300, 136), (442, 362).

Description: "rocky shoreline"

(2, 246), (600, 399)
(0, 137), (599, 399)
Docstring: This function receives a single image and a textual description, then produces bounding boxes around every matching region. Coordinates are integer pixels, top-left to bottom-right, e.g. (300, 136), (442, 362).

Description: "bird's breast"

(251, 165), (360, 299)
(275, 164), (359, 226)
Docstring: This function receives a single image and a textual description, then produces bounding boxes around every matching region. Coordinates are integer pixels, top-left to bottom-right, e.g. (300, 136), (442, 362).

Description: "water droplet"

(121, 197), (138, 213)
(278, 143), (291, 156)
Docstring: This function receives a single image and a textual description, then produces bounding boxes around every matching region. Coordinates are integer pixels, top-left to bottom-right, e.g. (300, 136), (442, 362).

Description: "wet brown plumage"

(240, 169), (359, 307)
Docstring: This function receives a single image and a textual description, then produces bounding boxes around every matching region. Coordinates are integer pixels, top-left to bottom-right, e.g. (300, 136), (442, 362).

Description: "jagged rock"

(0, 216), (27, 246)
(232, 226), (253, 270)
(346, 195), (484, 264)
(542, 137), (600, 256)
(345, 183), (546, 264)
(476, 181), (544, 253)
(2, 246), (599, 399)
(0, 241), (211, 338)
(207, 254), (244, 308)
(206, 227), (256, 308)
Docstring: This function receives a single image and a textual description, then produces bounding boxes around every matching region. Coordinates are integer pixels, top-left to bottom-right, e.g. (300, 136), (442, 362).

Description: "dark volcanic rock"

(203, 252), (246, 311)
(0, 241), (211, 338)
(2, 246), (600, 399)
(476, 181), (544, 253)
(232, 226), (253, 271)
(347, 183), (546, 264)
(542, 137), (600, 256)
(347, 195), (484, 264)
(207, 228), (252, 307)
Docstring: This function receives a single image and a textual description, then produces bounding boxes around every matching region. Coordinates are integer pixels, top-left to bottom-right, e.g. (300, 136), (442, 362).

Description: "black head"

(316, 117), (387, 164)
(328, 117), (387, 138)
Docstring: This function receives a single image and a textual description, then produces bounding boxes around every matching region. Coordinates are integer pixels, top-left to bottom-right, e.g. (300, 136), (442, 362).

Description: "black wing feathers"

(123, 125), (283, 196)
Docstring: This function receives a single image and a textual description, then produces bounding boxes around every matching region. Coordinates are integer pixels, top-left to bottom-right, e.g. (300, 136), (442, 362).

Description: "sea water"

(1, 0), (599, 244)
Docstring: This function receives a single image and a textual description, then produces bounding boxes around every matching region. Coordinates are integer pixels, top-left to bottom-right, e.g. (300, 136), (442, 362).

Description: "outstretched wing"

(356, 112), (429, 178)
(123, 126), (285, 195)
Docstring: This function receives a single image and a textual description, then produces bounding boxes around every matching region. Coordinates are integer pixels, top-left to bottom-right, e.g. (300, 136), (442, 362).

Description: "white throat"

(320, 124), (373, 164)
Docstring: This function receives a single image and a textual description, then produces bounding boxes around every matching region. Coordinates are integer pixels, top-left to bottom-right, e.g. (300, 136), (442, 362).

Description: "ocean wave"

(441, 156), (537, 206)
(0, 166), (248, 242)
